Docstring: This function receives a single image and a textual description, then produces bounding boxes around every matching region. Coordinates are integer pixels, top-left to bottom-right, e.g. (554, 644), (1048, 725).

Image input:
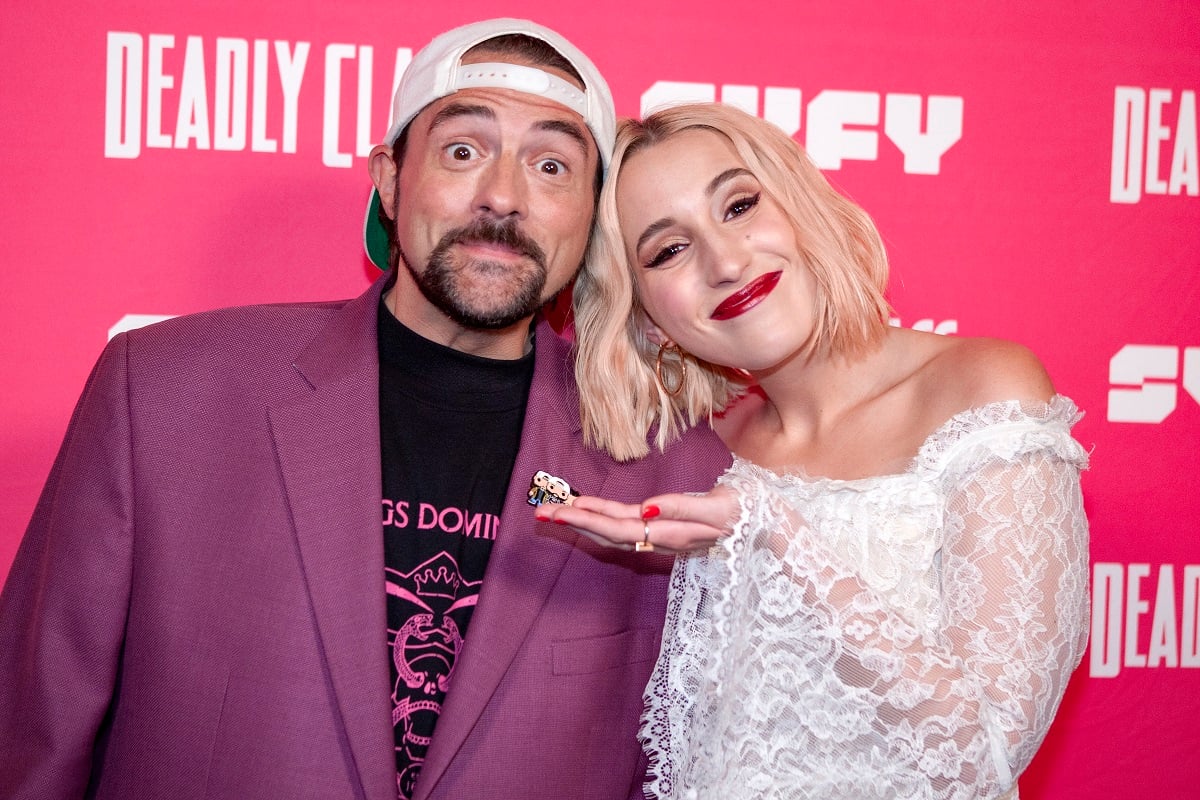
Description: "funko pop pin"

(527, 471), (579, 507)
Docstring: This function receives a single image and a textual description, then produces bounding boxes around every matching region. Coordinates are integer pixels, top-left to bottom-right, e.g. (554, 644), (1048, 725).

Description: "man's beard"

(397, 216), (550, 330)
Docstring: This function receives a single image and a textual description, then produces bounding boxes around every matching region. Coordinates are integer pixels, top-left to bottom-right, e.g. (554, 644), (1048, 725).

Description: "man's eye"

(446, 144), (477, 161)
(537, 158), (566, 175)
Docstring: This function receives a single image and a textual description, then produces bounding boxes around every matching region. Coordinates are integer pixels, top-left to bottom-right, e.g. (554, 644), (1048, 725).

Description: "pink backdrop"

(2, 2), (1197, 796)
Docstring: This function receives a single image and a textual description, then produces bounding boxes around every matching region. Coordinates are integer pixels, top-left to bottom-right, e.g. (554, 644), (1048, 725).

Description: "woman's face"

(615, 128), (819, 373)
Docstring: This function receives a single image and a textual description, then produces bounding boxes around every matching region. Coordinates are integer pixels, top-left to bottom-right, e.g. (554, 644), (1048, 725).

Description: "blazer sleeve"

(0, 334), (136, 799)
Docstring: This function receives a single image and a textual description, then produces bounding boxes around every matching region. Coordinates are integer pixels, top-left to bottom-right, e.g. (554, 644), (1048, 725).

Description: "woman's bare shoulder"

(920, 335), (1055, 410)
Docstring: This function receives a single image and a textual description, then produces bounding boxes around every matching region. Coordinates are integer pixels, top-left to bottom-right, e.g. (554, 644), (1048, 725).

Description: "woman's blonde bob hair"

(574, 102), (891, 462)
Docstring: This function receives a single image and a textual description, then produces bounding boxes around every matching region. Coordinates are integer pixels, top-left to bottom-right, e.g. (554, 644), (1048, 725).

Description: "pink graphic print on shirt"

(386, 551), (480, 796)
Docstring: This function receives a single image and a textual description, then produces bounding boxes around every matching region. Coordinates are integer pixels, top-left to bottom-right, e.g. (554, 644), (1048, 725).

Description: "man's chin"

(434, 283), (544, 330)
(456, 276), (545, 316)
(409, 251), (552, 330)
(452, 254), (544, 286)
(445, 304), (539, 331)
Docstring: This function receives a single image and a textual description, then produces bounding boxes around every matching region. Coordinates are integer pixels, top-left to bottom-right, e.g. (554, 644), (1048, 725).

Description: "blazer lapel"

(413, 322), (604, 799)
(269, 276), (397, 800)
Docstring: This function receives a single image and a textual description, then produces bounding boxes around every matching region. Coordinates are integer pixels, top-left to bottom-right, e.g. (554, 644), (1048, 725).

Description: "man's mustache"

(440, 217), (547, 269)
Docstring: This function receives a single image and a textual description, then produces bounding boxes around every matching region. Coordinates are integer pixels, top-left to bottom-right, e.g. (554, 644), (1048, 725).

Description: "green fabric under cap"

(365, 189), (389, 270)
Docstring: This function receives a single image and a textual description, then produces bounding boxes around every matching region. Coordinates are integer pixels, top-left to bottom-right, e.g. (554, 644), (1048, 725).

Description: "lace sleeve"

(679, 420), (1090, 799)
(935, 436), (1091, 785)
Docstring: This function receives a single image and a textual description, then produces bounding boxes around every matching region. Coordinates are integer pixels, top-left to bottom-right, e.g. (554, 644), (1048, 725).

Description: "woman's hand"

(534, 485), (740, 554)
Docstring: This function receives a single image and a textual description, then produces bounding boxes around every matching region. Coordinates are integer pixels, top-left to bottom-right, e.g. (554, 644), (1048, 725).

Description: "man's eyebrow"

(534, 118), (591, 155)
(427, 102), (495, 133)
(426, 104), (589, 157)
(634, 168), (755, 256)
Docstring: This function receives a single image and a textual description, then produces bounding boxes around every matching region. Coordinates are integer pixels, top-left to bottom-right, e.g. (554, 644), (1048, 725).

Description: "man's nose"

(473, 156), (528, 219)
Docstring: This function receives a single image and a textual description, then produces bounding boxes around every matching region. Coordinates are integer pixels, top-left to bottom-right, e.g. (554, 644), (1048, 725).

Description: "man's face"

(374, 55), (599, 345)
(547, 477), (570, 501)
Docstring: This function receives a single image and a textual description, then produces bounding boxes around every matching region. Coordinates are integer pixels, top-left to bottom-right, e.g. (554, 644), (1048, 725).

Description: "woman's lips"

(711, 271), (782, 320)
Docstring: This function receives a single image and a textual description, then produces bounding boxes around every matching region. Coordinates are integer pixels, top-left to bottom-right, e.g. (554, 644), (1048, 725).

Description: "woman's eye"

(536, 158), (566, 176)
(645, 242), (687, 269)
(726, 192), (761, 219)
(446, 143), (478, 161)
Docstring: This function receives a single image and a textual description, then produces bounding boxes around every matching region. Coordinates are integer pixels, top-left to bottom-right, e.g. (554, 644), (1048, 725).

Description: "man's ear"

(368, 144), (399, 220)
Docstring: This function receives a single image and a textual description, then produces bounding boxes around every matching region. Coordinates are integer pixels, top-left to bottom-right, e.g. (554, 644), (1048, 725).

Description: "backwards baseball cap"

(363, 18), (616, 270)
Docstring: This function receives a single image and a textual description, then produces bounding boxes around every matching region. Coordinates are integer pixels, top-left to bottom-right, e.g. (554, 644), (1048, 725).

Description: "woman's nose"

(703, 233), (750, 286)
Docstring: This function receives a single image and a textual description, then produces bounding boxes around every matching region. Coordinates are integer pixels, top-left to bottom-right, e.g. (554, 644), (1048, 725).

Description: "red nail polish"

(642, 505), (661, 520)
(555, 519), (568, 525)
(536, 514), (550, 522)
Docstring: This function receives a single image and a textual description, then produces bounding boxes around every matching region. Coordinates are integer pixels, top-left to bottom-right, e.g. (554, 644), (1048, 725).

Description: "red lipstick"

(711, 271), (782, 321)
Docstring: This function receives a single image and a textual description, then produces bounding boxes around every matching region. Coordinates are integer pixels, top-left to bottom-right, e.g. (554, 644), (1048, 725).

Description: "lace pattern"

(640, 397), (1090, 800)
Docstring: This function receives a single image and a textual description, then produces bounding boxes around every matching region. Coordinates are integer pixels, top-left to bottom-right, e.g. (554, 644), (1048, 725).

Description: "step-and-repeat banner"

(2, 2), (1197, 796)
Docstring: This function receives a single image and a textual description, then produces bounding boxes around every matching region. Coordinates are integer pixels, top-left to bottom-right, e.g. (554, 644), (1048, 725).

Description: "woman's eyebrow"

(633, 168), (754, 255)
(706, 167), (752, 195)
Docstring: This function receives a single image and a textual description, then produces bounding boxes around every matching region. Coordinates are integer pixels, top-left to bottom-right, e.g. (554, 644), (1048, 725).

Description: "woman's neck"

(720, 328), (955, 478)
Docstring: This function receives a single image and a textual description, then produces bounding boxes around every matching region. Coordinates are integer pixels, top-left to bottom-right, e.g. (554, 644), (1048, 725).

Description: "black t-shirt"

(377, 302), (534, 798)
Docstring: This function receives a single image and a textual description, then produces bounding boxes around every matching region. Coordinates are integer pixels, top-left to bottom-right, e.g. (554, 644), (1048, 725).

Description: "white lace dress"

(640, 397), (1090, 800)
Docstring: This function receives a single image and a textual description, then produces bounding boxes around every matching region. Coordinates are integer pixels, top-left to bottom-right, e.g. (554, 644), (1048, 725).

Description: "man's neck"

(383, 287), (535, 360)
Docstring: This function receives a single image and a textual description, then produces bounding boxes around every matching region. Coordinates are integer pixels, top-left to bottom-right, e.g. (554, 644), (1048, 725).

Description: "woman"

(534, 103), (1089, 799)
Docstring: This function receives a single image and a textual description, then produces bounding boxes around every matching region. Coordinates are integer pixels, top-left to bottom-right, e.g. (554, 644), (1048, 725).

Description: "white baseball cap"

(364, 18), (615, 269)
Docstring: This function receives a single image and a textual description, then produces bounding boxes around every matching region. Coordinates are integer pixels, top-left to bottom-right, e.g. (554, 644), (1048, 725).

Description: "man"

(0, 19), (730, 800)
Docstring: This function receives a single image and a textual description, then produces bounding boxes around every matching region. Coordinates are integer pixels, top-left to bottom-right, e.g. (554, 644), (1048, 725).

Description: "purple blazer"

(0, 275), (732, 800)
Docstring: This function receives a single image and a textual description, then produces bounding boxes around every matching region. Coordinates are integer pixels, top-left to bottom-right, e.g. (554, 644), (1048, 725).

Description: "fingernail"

(642, 505), (661, 520)
(536, 514), (550, 522)
(554, 519), (568, 525)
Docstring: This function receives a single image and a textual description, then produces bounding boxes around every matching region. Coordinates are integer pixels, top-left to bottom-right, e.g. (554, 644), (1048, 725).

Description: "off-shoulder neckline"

(728, 395), (1080, 488)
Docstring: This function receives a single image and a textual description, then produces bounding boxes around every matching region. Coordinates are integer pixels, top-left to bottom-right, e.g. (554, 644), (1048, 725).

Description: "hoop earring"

(655, 343), (688, 398)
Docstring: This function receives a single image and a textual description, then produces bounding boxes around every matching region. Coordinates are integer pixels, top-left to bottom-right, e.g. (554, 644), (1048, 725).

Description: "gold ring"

(635, 521), (655, 553)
